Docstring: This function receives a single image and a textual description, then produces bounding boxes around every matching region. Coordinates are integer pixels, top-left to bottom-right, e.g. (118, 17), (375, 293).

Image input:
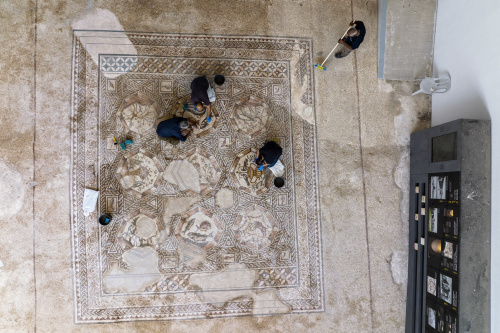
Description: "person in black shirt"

(255, 141), (283, 171)
(335, 20), (366, 58)
(190, 76), (213, 121)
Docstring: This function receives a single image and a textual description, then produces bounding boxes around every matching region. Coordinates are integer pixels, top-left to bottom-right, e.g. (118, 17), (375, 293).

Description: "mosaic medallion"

(175, 206), (222, 250)
(163, 147), (221, 196)
(119, 210), (161, 248)
(231, 96), (271, 136)
(71, 32), (322, 322)
(233, 204), (277, 251)
(118, 92), (158, 136)
(231, 148), (273, 195)
(115, 150), (162, 197)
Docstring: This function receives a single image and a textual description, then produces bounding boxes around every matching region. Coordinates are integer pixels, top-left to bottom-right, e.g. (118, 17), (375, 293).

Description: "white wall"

(432, 0), (500, 330)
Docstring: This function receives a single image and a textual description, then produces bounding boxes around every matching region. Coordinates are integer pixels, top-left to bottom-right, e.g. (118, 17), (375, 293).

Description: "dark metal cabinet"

(405, 119), (491, 333)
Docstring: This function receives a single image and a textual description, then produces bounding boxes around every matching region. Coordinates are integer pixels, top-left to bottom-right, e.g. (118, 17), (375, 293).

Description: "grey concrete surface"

(0, 0), (431, 332)
(432, 1), (500, 328)
(381, 0), (436, 80)
(459, 120), (491, 332)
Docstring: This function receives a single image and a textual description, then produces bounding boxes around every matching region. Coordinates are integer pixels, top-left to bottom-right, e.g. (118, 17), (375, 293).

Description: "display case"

(405, 119), (490, 333)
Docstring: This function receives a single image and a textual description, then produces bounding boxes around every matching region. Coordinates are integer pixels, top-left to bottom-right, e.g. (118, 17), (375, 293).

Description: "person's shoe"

(167, 137), (180, 146)
(335, 53), (343, 58)
(159, 136), (180, 146)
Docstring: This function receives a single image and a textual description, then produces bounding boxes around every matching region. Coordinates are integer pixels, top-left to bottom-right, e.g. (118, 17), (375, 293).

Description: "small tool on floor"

(314, 24), (353, 71)
(114, 137), (134, 150)
(120, 139), (133, 150)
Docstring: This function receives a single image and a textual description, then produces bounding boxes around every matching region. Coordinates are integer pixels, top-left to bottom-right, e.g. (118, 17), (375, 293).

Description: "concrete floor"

(0, 0), (430, 332)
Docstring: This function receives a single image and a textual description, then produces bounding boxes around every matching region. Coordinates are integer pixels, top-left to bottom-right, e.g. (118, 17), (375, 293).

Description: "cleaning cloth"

(82, 188), (99, 216)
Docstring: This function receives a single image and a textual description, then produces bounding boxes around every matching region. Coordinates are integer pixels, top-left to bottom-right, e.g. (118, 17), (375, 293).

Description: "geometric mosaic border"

(70, 31), (323, 323)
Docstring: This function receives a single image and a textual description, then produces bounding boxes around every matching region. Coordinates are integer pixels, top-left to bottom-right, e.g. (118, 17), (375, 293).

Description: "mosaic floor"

(70, 31), (323, 322)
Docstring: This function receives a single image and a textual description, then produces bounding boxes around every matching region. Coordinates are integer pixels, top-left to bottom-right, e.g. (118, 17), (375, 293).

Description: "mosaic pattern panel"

(70, 32), (322, 323)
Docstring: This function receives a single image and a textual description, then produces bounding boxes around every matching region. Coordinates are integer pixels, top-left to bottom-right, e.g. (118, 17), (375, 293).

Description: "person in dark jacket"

(190, 76), (213, 122)
(254, 141), (283, 171)
(156, 117), (195, 143)
(335, 20), (366, 58)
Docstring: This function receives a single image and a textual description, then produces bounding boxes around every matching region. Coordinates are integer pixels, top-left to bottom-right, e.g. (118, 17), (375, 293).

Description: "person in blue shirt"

(335, 20), (366, 58)
(156, 117), (196, 144)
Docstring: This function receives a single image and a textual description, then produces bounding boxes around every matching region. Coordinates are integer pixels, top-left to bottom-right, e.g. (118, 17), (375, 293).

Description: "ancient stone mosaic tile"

(70, 31), (323, 322)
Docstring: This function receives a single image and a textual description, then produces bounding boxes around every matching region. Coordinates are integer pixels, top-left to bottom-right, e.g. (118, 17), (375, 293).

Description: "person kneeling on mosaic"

(156, 117), (196, 145)
(255, 141), (285, 177)
(190, 76), (215, 123)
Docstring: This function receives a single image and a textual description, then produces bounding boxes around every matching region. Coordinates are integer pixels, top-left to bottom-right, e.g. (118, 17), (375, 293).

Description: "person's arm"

(201, 83), (211, 110)
(256, 149), (260, 159)
(206, 104), (211, 118)
(188, 120), (198, 129)
(181, 128), (193, 140)
(338, 39), (353, 50)
(349, 20), (358, 27)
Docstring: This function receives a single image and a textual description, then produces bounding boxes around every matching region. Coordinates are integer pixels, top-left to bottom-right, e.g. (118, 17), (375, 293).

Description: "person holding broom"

(335, 20), (366, 58)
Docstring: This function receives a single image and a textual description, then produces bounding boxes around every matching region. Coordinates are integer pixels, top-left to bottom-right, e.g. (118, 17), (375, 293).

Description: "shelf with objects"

(405, 119), (490, 333)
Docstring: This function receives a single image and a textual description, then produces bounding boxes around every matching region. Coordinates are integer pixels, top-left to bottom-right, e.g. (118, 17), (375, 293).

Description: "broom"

(314, 25), (353, 71)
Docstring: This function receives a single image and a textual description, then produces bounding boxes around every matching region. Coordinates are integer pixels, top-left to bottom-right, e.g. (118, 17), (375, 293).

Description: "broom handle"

(320, 25), (353, 66)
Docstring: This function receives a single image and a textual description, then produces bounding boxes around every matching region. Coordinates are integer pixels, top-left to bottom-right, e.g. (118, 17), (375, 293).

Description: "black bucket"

(274, 177), (285, 188)
(214, 74), (225, 86)
(99, 214), (112, 226)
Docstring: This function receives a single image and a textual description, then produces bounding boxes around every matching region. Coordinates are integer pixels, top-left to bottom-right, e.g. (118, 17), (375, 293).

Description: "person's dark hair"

(214, 75), (225, 86)
(256, 155), (265, 166)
